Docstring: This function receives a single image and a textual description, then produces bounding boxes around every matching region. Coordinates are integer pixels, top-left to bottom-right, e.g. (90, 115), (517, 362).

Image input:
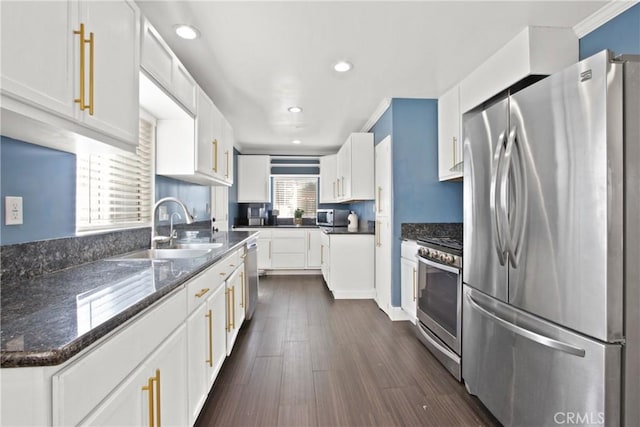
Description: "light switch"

(5, 196), (23, 225)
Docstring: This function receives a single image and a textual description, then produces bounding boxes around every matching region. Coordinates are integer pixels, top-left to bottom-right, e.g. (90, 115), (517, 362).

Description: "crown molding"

(360, 98), (391, 132)
(573, 1), (638, 38)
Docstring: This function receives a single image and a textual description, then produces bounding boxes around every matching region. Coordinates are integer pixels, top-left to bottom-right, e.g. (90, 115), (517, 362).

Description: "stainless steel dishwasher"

(244, 238), (259, 319)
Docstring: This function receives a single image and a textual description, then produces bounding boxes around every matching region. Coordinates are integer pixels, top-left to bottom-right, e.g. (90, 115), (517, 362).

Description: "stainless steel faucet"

(151, 197), (195, 248)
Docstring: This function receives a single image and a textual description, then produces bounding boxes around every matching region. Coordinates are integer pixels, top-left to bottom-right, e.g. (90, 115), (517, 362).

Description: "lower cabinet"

(82, 324), (188, 426)
(225, 264), (245, 354)
(256, 230), (272, 270)
(322, 233), (375, 299)
(242, 228), (322, 271)
(320, 231), (330, 285)
(306, 229), (322, 268)
(400, 240), (419, 322)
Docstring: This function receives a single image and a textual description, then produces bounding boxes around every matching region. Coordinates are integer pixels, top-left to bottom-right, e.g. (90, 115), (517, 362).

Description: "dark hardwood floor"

(195, 275), (499, 427)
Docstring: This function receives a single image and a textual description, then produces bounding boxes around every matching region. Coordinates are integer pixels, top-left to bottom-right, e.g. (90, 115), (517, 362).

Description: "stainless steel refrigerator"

(462, 50), (639, 426)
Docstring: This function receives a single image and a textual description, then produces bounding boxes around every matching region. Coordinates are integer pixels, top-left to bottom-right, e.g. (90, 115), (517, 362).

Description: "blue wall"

(228, 148), (240, 227)
(579, 3), (640, 59)
(155, 176), (211, 223)
(366, 99), (463, 307)
(1, 137), (76, 245)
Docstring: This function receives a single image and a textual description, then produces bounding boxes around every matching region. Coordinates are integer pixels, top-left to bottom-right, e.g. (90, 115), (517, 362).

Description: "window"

(272, 176), (317, 218)
(76, 119), (153, 232)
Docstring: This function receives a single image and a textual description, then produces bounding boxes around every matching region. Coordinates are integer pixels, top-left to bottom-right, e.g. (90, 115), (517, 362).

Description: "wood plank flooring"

(195, 275), (499, 427)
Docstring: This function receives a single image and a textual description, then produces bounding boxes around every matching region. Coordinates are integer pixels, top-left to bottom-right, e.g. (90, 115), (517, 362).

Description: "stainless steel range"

(415, 236), (463, 381)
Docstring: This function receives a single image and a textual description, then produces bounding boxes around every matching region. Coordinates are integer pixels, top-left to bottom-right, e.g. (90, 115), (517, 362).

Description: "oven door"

(416, 255), (462, 355)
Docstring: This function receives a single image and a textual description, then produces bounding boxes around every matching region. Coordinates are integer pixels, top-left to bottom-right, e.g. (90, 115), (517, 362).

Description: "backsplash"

(0, 227), (150, 283)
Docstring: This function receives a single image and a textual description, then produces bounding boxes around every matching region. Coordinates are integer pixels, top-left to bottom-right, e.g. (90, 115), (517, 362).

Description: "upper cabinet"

(141, 19), (196, 114)
(438, 85), (463, 181)
(0, 0), (140, 153)
(336, 132), (374, 202)
(221, 118), (235, 185)
(319, 154), (338, 203)
(237, 155), (271, 202)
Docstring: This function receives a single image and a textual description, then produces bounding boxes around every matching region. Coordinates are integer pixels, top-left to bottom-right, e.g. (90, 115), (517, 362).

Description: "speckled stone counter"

(320, 224), (375, 235)
(0, 231), (256, 368)
(401, 223), (463, 241)
(233, 225), (319, 229)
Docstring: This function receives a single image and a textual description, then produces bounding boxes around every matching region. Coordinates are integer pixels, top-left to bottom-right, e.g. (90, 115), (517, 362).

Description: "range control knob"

(441, 254), (455, 264)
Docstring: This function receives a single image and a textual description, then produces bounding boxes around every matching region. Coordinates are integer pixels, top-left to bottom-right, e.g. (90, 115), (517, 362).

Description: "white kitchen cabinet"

(375, 217), (392, 312)
(221, 118), (235, 185)
(225, 267), (243, 354)
(212, 186), (229, 231)
(400, 240), (419, 323)
(195, 87), (219, 179)
(271, 229), (306, 269)
(306, 229), (322, 268)
(374, 136), (392, 215)
(320, 231), (331, 285)
(82, 324), (188, 427)
(323, 233), (375, 299)
(319, 154), (338, 203)
(141, 19), (196, 114)
(237, 155), (271, 203)
(1, 0), (140, 153)
(336, 133), (374, 202)
(438, 85), (463, 181)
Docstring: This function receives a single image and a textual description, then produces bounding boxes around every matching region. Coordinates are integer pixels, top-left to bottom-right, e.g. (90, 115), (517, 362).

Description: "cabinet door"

(173, 62), (196, 114)
(141, 20), (172, 91)
(374, 217), (392, 313)
(320, 233), (330, 286)
(306, 229), (322, 268)
(81, 0), (139, 147)
(222, 118), (235, 184)
(235, 263), (246, 329)
(375, 136), (392, 215)
(225, 269), (242, 354)
(438, 85), (463, 181)
(196, 88), (215, 177)
(337, 140), (352, 200)
(1, 1), (76, 119)
(237, 155), (271, 202)
(187, 303), (209, 425)
(400, 257), (418, 322)
(257, 237), (272, 269)
(319, 154), (338, 203)
(208, 284), (228, 387)
(211, 186), (229, 231)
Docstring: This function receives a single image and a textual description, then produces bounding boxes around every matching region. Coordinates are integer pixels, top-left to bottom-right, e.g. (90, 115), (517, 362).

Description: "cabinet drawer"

(52, 286), (187, 426)
(401, 240), (418, 259)
(187, 264), (225, 314)
(271, 229), (305, 238)
(272, 253), (306, 269)
(272, 238), (306, 253)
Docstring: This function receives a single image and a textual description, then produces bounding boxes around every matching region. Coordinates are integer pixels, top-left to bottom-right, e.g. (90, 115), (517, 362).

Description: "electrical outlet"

(5, 196), (23, 225)
(158, 205), (168, 221)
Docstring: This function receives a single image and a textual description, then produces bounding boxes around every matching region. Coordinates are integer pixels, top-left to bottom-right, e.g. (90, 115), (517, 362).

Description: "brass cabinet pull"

(225, 288), (230, 332)
(452, 136), (457, 166)
(231, 287), (236, 329)
(155, 369), (161, 427)
(229, 264), (235, 268)
(142, 377), (154, 427)
(195, 288), (210, 298)
(412, 267), (417, 302)
(308, 232), (311, 251)
(269, 241), (272, 259)
(205, 310), (213, 367)
(212, 140), (219, 173)
(341, 177), (345, 197)
(73, 24), (94, 114)
(333, 181), (336, 199)
(320, 244), (324, 264)
(225, 150), (230, 178)
(240, 272), (245, 308)
(377, 186), (382, 212)
(219, 272), (227, 277)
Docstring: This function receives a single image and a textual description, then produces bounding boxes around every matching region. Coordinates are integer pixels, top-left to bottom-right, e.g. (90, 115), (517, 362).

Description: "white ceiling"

(136, 1), (610, 155)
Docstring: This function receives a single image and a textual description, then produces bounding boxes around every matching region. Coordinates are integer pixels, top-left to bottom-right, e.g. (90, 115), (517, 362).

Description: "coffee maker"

(247, 206), (266, 226)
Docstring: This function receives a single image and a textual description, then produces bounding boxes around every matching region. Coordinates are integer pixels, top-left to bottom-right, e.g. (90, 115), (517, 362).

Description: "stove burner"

(419, 237), (463, 252)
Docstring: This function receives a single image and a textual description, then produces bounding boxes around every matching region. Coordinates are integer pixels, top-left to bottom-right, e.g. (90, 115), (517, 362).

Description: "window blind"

(76, 119), (153, 231)
(272, 176), (317, 218)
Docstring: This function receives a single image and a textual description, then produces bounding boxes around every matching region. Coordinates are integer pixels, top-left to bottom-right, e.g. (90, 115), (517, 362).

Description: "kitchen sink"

(173, 242), (224, 250)
(113, 248), (213, 260)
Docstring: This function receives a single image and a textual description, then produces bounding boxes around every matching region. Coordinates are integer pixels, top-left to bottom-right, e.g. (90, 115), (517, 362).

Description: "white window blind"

(76, 119), (153, 231)
(272, 176), (317, 218)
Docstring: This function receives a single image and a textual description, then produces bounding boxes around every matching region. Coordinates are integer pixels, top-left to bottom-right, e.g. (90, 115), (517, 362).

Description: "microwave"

(316, 209), (350, 227)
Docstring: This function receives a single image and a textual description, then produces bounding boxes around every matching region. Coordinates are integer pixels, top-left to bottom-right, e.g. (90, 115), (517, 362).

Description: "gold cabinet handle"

(341, 177), (345, 196)
(155, 369), (161, 427)
(452, 136), (457, 166)
(240, 272), (245, 308)
(212, 140), (219, 173)
(219, 272), (227, 277)
(225, 288), (230, 332)
(195, 288), (210, 298)
(73, 24), (94, 114)
(225, 150), (230, 178)
(205, 310), (213, 367)
(269, 241), (272, 259)
(142, 376), (154, 427)
(320, 244), (324, 264)
(308, 232), (311, 251)
(231, 286), (236, 329)
(377, 186), (382, 212)
(332, 181), (336, 199)
(229, 264), (235, 268)
(412, 267), (417, 302)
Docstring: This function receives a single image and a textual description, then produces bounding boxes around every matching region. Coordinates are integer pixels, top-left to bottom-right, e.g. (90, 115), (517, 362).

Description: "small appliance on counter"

(316, 208), (350, 227)
(267, 209), (279, 226)
(247, 205), (266, 226)
(347, 211), (359, 232)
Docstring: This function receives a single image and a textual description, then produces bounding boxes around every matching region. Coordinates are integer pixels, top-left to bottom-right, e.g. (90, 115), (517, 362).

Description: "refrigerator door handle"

(508, 125), (528, 268)
(499, 129), (514, 262)
(490, 131), (508, 265)
(465, 293), (586, 358)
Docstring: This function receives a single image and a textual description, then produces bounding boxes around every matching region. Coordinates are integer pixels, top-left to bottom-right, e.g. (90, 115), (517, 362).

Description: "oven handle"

(416, 255), (461, 274)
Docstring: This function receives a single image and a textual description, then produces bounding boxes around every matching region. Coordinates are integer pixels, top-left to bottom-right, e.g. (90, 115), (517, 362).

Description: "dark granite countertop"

(0, 231), (257, 368)
(233, 224), (319, 229)
(321, 226), (375, 235)
(400, 223), (463, 241)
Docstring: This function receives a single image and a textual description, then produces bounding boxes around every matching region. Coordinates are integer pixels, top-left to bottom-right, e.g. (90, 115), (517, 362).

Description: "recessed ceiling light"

(288, 106), (303, 113)
(291, 140), (302, 145)
(174, 24), (200, 40)
(334, 61), (353, 72)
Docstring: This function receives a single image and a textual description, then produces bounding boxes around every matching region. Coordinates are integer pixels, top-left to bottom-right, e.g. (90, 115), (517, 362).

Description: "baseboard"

(262, 269), (321, 276)
(332, 289), (376, 299)
(387, 307), (414, 322)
